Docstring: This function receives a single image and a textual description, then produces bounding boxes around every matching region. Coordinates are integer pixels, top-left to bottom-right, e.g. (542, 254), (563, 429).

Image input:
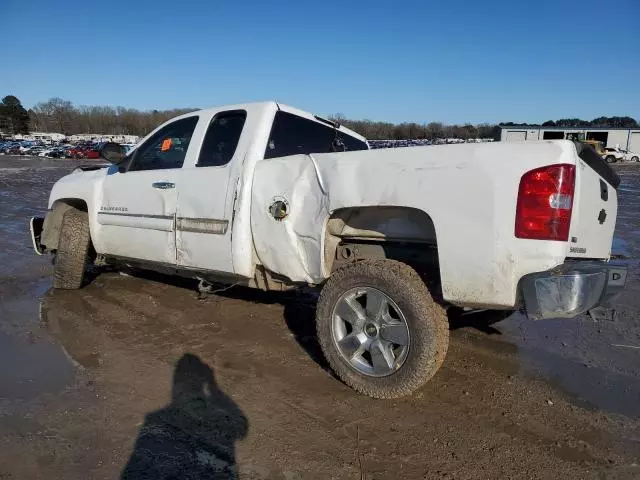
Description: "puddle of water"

(0, 280), (80, 400)
(497, 313), (640, 417)
(39, 290), (104, 370)
(0, 330), (75, 400)
(0, 159), (83, 400)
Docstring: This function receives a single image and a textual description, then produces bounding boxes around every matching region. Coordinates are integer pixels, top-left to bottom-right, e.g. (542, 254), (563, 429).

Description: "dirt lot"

(1, 156), (639, 479)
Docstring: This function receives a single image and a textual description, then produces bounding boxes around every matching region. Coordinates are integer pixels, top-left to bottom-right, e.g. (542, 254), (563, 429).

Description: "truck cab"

(39, 102), (367, 279)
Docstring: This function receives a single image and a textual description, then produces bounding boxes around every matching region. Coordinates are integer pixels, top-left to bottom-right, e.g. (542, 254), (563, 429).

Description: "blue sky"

(2, 0), (639, 124)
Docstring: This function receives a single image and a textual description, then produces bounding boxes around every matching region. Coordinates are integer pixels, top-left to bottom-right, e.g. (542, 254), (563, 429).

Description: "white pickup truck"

(30, 101), (627, 398)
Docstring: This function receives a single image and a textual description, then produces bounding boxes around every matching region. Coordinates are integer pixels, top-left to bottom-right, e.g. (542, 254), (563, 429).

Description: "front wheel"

(605, 155), (616, 163)
(53, 209), (90, 289)
(316, 259), (449, 398)
(632, 156), (639, 162)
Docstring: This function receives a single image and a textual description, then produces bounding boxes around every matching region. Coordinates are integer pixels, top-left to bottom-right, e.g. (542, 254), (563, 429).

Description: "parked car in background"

(3, 144), (21, 155)
(78, 146), (101, 159)
(65, 146), (85, 159)
(22, 146), (44, 156)
(38, 147), (57, 157)
(603, 147), (624, 163)
(49, 148), (67, 158)
(581, 141), (623, 164)
(621, 149), (640, 162)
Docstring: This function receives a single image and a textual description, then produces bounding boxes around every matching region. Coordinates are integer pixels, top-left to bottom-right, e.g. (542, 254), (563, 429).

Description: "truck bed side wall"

(252, 141), (579, 308)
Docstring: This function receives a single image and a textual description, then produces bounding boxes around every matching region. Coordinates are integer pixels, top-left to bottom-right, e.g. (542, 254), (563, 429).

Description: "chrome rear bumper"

(520, 261), (627, 320)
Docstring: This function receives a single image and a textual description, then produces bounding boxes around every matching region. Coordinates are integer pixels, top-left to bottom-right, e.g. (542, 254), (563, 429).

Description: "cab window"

(129, 116), (199, 171)
(264, 111), (367, 159)
(197, 110), (247, 167)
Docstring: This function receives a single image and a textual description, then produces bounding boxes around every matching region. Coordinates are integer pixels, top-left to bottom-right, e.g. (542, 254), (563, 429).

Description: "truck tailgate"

(568, 143), (620, 260)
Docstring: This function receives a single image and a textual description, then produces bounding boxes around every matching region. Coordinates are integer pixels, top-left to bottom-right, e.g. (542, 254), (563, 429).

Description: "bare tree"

(16, 96), (637, 141)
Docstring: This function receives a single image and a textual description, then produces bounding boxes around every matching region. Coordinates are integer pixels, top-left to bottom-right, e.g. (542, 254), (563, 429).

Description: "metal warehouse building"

(501, 126), (640, 151)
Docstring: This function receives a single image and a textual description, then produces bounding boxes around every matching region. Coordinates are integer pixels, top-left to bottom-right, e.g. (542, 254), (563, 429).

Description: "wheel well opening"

(326, 206), (436, 243)
(55, 198), (88, 212)
(324, 206), (441, 289)
(41, 198), (90, 251)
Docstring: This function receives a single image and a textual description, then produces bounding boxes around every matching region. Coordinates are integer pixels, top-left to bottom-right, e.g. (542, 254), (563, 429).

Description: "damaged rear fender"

(251, 155), (439, 284)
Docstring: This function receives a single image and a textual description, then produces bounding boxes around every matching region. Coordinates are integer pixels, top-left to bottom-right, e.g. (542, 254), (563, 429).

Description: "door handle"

(152, 182), (175, 189)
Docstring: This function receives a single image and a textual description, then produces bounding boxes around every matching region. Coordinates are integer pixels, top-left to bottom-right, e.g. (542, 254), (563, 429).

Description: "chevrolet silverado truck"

(30, 102), (627, 398)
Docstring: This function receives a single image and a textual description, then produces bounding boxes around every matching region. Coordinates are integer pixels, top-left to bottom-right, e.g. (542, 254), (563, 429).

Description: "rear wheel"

(316, 259), (449, 398)
(53, 209), (90, 289)
(605, 155), (616, 163)
(632, 156), (639, 162)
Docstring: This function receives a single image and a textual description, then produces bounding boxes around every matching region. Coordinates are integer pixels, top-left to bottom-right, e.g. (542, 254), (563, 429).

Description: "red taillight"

(515, 164), (575, 241)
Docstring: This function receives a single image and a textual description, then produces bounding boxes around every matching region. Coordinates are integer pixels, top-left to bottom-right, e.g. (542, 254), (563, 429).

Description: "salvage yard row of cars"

(3, 137), (639, 163)
(0, 140), (135, 159)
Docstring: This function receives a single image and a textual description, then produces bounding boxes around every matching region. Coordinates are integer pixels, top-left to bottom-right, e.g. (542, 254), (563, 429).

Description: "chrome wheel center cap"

(364, 323), (378, 337)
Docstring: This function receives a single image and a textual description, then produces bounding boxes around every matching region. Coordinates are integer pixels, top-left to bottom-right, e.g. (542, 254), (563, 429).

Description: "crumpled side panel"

(251, 155), (328, 283)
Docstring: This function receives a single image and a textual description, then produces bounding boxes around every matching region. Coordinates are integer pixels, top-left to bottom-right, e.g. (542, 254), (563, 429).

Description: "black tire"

(632, 156), (639, 162)
(605, 155), (616, 163)
(316, 259), (449, 398)
(53, 209), (90, 289)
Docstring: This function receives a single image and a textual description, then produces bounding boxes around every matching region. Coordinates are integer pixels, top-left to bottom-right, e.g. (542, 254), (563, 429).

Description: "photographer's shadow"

(122, 354), (247, 480)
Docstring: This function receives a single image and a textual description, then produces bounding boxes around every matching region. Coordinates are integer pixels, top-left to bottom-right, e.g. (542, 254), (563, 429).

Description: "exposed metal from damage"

(176, 217), (228, 234)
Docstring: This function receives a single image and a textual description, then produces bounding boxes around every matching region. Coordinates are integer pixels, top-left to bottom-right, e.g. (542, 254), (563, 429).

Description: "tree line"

(28, 98), (196, 137)
(1, 94), (637, 140)
(501, 116), (639, 128)
(330, 114), (501, 140)
(334, 115), (639, 140)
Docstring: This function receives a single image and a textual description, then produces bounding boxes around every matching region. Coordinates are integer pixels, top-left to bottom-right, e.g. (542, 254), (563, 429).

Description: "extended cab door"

(96, 115), (199, 264)
(175, 110), (249, 273)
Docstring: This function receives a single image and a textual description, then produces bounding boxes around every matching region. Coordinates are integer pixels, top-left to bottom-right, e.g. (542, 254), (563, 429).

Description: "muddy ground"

(0, 156), (639, 479)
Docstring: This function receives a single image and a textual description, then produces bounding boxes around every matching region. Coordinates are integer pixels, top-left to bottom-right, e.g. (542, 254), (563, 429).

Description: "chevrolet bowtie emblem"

(598, 209), (607, 225)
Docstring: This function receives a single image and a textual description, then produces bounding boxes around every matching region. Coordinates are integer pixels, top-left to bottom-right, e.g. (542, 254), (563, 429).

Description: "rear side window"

(198, 110), (247, 167)
(264, 111), (368, 159)
(129, 116), (199, 171)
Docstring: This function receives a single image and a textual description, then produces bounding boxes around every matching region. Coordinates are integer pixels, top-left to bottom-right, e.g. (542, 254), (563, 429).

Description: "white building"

(501, 126), (640, 151)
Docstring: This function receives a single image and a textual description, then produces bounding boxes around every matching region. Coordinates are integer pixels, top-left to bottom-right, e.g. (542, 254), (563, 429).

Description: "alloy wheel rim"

(331, 287), (410, 377)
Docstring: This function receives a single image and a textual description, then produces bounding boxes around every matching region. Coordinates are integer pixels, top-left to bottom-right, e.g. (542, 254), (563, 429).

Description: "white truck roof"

(178, 101), (368, 144)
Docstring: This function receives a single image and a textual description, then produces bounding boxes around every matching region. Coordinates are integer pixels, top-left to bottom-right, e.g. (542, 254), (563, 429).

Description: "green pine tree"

(0, 95), (31, 134)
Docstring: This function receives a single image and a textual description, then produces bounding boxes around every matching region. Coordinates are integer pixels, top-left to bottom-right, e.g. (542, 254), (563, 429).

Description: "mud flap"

(30, 216), (45, 255)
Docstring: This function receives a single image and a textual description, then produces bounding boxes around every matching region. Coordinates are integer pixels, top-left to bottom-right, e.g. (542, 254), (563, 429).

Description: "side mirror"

(100, 142), (126, 165)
